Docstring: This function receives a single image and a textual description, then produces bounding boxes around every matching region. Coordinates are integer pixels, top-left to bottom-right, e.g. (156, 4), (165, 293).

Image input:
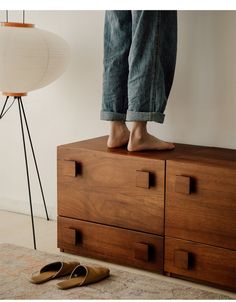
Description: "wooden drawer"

(165, 160), (236, 250)
(58, 148), (165, 235)
(58, 216), (164, 273)
(164, 237), (236, 291)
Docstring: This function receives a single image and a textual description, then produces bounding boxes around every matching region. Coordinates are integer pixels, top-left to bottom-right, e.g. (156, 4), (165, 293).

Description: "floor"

(0, 210), (235, 299)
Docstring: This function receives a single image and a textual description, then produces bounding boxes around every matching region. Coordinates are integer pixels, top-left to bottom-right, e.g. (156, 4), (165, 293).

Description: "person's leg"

(100, 11), (132, 148)
(126, 11), (177, 151)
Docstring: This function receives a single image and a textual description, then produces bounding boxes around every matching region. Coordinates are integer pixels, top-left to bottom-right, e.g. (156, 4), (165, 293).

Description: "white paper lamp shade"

(0, 22), (69, 95)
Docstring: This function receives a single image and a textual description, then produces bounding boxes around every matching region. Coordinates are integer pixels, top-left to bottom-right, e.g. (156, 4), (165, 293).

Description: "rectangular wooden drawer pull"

(175, 175), (191, 194)
(67, 228), (82, 245)
(174, 249), (190, 270)
(136, 170), (150, 189)
(134, 242), (150, 262)
(62, 160), (79, 177)
(61, 227), (77, 245)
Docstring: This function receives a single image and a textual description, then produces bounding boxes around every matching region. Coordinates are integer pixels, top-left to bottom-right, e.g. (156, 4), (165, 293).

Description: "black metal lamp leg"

(18, 97), (37, 250)
(0, 96), (16, 120)
(19, 97), (49, 221)
(0, 96), (9, 118)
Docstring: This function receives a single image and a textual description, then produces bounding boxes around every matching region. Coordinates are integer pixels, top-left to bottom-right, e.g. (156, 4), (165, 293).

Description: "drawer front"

(164, 237), (236, 290)
(58, 148), (165, 235)
(58, 216), (164, 273)
(166, 160), (236, 250)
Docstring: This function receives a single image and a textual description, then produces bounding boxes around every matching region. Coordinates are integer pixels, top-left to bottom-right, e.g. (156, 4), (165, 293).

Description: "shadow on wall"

(157, 11), (236, 149)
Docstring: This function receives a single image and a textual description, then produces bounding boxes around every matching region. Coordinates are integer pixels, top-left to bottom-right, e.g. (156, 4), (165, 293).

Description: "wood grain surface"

(165, 160), (236, 250)
(165, 237), (236, 291)
(58, 216), (164, 273)
(58, 148), (165, 235)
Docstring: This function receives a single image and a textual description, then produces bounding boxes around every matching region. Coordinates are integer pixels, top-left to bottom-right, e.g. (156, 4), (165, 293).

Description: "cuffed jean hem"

(100, 110), (126, 121)
(126, 110), (165, 123)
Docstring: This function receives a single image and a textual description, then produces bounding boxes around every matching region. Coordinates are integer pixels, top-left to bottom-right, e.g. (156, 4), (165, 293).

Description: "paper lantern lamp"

(0, 22), (69, 95)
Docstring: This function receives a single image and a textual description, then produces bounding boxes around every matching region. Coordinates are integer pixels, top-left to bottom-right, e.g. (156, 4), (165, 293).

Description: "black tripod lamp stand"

(0, 93), (49, 250)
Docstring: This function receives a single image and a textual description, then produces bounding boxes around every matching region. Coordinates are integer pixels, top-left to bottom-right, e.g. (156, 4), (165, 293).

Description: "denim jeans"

(100, 10), (177, 123)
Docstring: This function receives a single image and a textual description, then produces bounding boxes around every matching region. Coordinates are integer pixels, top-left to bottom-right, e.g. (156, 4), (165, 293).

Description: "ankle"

(130, 121), (147, 140)
(111, 121), (126, 128)
(110, 121), (127, 132)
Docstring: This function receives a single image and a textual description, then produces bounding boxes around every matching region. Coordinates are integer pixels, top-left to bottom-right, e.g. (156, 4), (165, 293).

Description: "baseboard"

(0, 197), (56, 220)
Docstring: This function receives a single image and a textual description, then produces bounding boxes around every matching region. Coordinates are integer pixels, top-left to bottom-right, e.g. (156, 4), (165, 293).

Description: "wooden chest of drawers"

(57, 136), (236, 291)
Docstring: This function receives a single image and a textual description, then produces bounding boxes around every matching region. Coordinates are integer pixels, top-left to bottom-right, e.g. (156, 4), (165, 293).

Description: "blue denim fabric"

(100, 11), (177, 123)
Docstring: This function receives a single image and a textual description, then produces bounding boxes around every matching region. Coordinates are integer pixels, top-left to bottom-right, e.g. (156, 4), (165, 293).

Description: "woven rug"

(0, 243), (232, 299)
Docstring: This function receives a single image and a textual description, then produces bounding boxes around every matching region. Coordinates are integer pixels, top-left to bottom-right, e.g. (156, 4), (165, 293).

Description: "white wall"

(0, 10), (235, 219)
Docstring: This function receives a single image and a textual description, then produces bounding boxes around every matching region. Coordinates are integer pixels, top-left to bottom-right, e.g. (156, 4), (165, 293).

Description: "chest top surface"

(58, 135), (236, 168)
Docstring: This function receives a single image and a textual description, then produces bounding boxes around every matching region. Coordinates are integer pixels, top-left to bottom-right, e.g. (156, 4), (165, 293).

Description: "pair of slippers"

(30, 261), (110, 290)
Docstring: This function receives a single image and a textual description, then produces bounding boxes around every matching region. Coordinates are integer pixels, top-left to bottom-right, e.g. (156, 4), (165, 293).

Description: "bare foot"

(127, 121), (175, 152)
(107, 121), (130, 148)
